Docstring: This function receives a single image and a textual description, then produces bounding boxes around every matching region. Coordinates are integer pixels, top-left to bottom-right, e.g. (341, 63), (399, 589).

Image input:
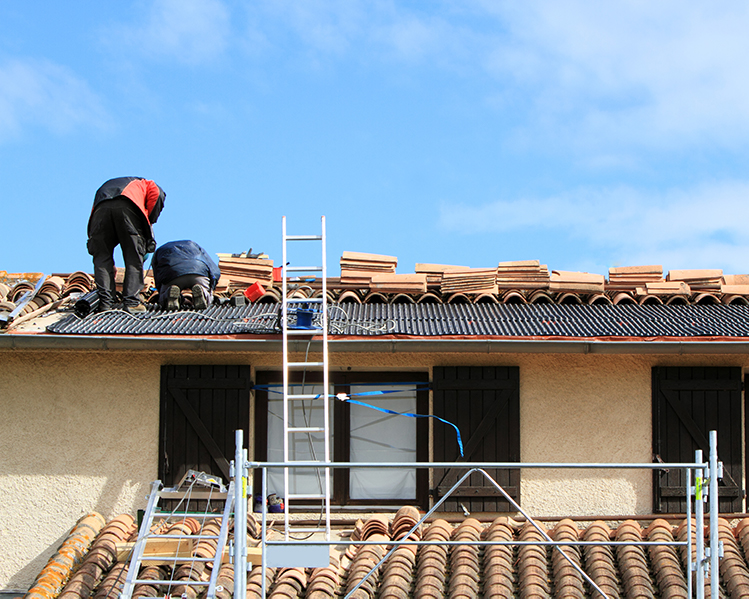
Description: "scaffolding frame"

(238, 429), (723, 599)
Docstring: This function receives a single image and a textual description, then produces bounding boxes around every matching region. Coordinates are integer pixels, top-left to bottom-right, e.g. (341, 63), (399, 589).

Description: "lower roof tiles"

(30, 512), (749, 599)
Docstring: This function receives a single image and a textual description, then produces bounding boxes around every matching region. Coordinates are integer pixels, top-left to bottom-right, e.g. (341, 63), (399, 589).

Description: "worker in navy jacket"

(87, 177), (166, 312)
(150, 240), (220, 310)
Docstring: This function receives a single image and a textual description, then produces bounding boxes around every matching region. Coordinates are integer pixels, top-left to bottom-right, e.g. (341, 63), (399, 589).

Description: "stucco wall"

(1, 346), (746, 590)
(518, 353), (653, 516)
(0, 352), (160, 591)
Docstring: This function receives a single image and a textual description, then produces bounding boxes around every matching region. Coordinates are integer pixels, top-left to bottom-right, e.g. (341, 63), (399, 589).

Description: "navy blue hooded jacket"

(150, 240), (221, 288)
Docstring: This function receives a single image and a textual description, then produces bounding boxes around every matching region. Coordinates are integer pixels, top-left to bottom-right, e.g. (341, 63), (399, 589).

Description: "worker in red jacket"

(87, 177), (166, 313)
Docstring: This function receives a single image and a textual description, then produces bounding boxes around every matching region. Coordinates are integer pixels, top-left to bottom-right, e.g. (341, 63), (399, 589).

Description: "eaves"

(3, 333), (749, 354)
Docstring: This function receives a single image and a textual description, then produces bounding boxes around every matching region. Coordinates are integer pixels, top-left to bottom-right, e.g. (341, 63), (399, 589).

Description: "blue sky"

(2, 1), (749, 279)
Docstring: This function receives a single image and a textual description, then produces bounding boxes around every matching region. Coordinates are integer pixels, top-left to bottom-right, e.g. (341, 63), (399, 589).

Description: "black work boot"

(191, 284), (207, 310)
(166, 285), (181, 311)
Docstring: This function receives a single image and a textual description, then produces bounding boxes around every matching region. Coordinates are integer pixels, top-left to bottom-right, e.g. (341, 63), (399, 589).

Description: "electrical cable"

(327, 304), (397, 334)
(336, 393), (464, 457)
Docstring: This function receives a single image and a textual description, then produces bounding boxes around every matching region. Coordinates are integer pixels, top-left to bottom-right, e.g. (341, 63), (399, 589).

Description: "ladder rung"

(288, 426), (325, 433)
(143, 534), (220, 540)
(286, 526), (328, 534)
(139, 556), (217, 562)
(286, 266), (323, 272)
(151, 513), (224, 519)
(287, 362), (324, 369)
(287, 493), (327, 500)
(285, 235), (322, 241)
(285, 327), (322, 335)
(132, 579), (211, 586)
(287, 393), (323, 400)
(285, 297), (323, 304)
(158, 491), (227, 500)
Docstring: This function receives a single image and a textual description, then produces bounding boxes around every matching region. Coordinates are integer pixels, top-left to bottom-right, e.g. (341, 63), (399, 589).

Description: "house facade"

(3, 315), (748, 590)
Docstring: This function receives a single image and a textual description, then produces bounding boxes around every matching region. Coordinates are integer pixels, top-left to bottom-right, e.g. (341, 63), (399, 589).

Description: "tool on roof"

(0, 274), (47, 324)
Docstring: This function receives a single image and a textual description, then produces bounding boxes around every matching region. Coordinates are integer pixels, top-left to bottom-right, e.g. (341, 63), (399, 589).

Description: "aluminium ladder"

(120, 471), (235, 599)
(280, 215), (331, 542)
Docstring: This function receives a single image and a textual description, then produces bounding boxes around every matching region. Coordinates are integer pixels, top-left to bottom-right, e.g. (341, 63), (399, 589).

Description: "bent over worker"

(87, 177), (166, 313)
(150, 240), (220, 310)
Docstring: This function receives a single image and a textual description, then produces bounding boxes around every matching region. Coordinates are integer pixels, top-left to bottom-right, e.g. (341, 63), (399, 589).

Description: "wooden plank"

(115, 542), (262, 566)
(116, 539), (194, 561)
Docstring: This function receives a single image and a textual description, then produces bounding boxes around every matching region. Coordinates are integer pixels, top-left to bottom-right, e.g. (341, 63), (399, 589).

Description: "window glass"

(349, 384), (417, 500)
(267, 384), (332, 497)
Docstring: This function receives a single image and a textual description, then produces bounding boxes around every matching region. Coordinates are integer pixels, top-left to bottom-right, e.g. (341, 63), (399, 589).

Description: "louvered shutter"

(160, 365), (251, 486)
(652, 366), (743, 513)
(432, 366), (520, 512)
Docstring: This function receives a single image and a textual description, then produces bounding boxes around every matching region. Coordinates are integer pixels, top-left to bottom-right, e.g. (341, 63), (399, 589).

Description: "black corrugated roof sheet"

(45, 302), (749, 338)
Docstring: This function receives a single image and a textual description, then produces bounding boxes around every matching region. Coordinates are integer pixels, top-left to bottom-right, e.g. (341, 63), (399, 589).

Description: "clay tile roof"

(6, 264), (749, 339)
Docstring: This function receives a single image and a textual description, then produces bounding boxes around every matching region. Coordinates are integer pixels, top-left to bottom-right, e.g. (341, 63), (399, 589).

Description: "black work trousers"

(87, 198), (148, 308)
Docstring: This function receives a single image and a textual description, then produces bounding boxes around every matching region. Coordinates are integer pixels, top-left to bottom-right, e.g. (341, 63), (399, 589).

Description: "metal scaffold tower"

(280, 215), (331, 543)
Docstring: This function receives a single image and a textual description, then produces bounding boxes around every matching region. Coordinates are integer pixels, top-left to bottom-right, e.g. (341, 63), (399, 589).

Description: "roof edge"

(3, 333), (749, 354)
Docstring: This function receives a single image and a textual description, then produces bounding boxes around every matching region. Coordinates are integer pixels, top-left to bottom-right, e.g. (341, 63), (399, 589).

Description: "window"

(254, 372), (429, 508)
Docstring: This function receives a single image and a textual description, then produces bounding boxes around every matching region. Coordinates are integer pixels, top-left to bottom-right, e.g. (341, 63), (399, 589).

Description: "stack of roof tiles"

(415, 264), (468, 289)
(721, 274), (749, 295)
(31, 511), (749, 599)
(440, 268), (498, 295)
(340, 252), (398, 287)
(549, 270), (605, 293)
(214, 254), (274, 294)
(496, 260), (550, 289)
(607, 265), (664, 290)
(667, 269), (723, 292)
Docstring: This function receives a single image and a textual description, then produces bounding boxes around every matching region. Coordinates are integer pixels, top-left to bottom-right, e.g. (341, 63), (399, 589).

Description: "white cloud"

(438, 181), (749, 273)
(238, 2), (749, 153)
(0, 58), (107, 143)
(242, 1), (471, 66)
(119, 0), (231, 65)
(480, 2), (749, 152)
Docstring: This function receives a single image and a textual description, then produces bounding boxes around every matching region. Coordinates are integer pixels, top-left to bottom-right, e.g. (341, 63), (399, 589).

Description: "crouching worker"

(151, 240), (220, 310)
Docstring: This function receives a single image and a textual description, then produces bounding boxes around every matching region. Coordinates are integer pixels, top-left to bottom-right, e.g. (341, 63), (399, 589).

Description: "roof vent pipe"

(74, 290), (100, 317)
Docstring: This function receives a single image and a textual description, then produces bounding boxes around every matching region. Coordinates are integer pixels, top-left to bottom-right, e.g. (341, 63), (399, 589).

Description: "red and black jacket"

(89, 177), (166, 242)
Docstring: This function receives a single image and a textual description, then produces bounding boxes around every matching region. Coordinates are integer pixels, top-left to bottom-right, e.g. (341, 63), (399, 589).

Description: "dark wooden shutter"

(432, 366), (520, 512)
(652, 366), (743, 513)
(160, 365), (251, 487)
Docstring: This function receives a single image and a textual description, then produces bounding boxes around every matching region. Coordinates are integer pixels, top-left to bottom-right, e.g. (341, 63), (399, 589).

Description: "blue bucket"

(296, 309), (314, 328)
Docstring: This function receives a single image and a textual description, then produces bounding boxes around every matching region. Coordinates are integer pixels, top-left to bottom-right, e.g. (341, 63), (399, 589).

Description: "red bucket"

(272, 267), (282, 282)
(244, 282), (265, 302)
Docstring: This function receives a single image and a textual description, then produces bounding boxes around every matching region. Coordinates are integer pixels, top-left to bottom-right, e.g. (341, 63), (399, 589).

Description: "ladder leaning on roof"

(280, 215), (331, 542)
(119, 471), (235, 599)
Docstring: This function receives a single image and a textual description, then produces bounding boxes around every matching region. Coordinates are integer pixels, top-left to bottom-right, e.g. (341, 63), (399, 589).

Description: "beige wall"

(1, 346), (747, 589)
(0, 352), (161, 590)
